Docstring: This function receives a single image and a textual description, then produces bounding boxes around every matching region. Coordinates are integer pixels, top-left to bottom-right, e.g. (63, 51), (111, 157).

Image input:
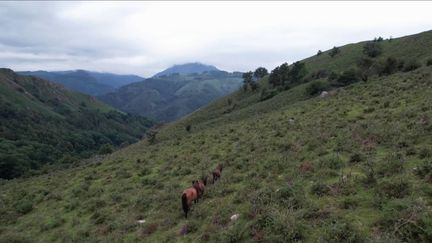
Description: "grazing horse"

(193, 175), (208, 199)
(181, 181), (200, 218)
(212, 164), (223, 184)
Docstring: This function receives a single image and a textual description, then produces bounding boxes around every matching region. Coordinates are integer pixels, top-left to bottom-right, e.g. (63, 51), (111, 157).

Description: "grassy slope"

(1, 31), (432, 242)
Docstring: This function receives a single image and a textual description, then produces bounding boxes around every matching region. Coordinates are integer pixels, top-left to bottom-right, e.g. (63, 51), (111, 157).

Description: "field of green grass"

(1, 31), (432, 242)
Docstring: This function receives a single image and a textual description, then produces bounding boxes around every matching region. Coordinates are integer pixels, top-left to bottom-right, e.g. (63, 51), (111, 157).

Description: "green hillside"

(0, 69), (153, 179)
(1, 31), (432, 242)
(99, 71), (243, 122)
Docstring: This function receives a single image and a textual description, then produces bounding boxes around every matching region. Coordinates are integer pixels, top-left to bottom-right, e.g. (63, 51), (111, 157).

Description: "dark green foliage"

(259, 88), (277, 101)
(376, 178), (411, 199)
(363, 41), (382, 58)
(269, 62), (307, 89)
(0, 69), (153, 179)
(376, 200), (432, 242)
(317, 50), (323, 56)
(253, 67), (268, 79)
(311, 182), (331, 197)
(402, 60), (421, 72)
(356, 57), (374, 81)
(328, 46), (340, 57)
(306, 80), (328, 96)
(426, 59), (432, 66)
(14, 201), (33, 215)
(323, 219), (365, 242)
(185, 124), (192, 132)
(414, 161), (432, 180)
(375, 57), (403, 76)
(98, 144), (113, 154)
(335, 69), (360, 86)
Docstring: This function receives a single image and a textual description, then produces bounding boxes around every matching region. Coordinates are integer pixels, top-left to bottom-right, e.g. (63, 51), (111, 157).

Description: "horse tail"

(181, 193), (189, 218)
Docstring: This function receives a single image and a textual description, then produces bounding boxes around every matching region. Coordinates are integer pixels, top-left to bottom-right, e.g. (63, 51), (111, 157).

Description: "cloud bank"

(0, 1), (431, 76)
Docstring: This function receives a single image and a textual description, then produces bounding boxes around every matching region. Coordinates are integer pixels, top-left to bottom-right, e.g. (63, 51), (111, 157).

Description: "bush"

(329, 46), (340, 57)
(305, 80), (328, 96)
(185, 124), (191, 132)
(402, 60), (421, 72)
(363, 42), (382, 58)
(349, 153), (364, 163)
(376, 57), (402, 76)
(255, 209), (305, 242)
(319, 154), (345, 170)
(335, 69), (360, 86)
(323, 218), (365, 242)
(311, 182), (331, 197)
(98, 144), (113, 154)
(376, 178), (411, 199)
(414, 161), (432, 180)
(375, 199), (432, 242)
(15, 200), (33, 214)
(376, 153), (405, 177)
(426, 59), (432, 66)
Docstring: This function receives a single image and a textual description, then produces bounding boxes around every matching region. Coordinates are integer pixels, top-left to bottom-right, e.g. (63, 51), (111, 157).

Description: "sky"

(0, 1), (431, 77)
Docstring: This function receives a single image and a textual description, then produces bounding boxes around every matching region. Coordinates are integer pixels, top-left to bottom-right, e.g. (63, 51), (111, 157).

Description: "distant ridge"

(153, 62), (220, 77)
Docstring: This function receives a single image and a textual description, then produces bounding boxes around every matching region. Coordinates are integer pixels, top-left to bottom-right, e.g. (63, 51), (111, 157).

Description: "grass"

(1, 30), (432, 242)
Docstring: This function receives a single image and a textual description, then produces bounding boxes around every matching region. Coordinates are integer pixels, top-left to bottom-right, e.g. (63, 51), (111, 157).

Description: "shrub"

(402, 60), (421, 72)
(255, 209), (305, 242)
(15, 200), (33, 214)
(323, 218), (365, 242)
(259, 88), (277, 101)
(363, 42), (382, 58)
(419, 146), (432, 159)
(349, 153), (364, 163)
(305, 80), (328, 96)
(319, 154), (345, 170)
(185, 124), (191, 132)
(426, 59), (432, 66)
(375, 199), (432, 242)
(376, 57), (402, 76)
(311, 182), (331, 197)
(414, 161), (432, 180)
(339, 197), (359, 209)
(335, 69), (360, 86)
(376, 178), (411, 199)
(329, 46), (340, 57)
(317, 50), (323, 56)
(98, 144), (113, 154)
(376, 153), (405, 177)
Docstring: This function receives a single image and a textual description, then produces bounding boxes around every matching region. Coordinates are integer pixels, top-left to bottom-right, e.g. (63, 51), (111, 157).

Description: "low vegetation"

(1, 30), (432, 242)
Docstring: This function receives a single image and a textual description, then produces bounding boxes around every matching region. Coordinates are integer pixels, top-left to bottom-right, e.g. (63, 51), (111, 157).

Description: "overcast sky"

(0, 1), (431, 77)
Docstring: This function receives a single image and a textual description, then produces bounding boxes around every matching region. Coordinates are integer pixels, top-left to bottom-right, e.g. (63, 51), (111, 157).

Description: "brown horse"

(181, 181), (200, 218)
(193, 175), (208, 199)
(212, 164), (223, 184)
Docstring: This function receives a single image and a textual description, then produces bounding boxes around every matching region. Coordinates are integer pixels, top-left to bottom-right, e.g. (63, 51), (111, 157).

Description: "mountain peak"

(153, 62), (220, 77)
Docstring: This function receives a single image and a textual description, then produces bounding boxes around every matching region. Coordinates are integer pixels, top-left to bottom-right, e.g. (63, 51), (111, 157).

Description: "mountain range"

(153, 62), (220, 77)
(18, 70), (144, 96)
(99, 70), (243, 122)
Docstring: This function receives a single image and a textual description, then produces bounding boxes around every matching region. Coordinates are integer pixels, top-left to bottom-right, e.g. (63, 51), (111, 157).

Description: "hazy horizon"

(1, 1), (432, 76)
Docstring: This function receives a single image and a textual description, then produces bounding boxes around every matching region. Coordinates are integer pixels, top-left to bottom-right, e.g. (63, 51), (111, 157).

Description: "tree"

(242, 71), (253, 83)
(363, 42), (382, 58)
(242, 71), (253, 91)
(356, 57), (374, 81)
(317, 50), (323, 56)
(329, 46), (340, 57)
(253, 67), (268, 79)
